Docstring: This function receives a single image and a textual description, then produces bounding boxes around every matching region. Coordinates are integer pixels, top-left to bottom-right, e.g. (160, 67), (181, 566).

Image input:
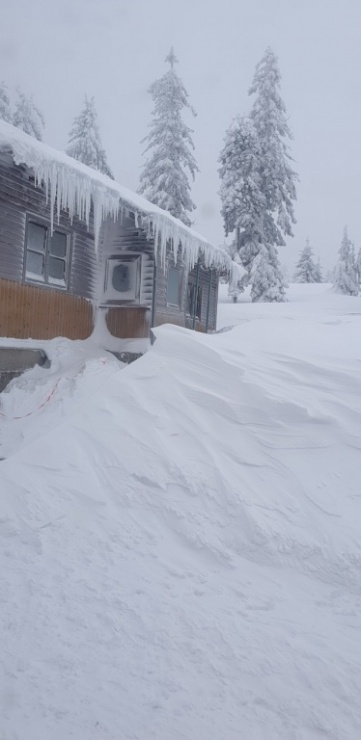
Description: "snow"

(1, 283), (361, 739)
(0, 120), (237, 278)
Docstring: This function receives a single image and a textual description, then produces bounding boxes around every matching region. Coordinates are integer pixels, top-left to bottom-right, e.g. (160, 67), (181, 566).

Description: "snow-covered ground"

(1, 283), (361, 740)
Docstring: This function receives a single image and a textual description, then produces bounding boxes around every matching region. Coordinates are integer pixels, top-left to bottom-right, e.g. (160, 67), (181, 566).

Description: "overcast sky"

(2, 0), (361, 272)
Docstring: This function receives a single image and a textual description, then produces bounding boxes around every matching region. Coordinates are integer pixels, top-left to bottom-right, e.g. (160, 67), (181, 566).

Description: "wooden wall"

(0, 278), (93, 339)
(105, 306), (150, 338)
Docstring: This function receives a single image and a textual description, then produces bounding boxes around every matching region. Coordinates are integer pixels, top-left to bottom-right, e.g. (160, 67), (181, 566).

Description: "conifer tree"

(67, 96), (113, 178)
(356, 247), (361, 286)
(139, 48), (198, 226)
(314, 257), (323, 283)
(249, 48), (297, 243)
(13, 90), (44, 140)
(334, 227), (358, 295)
(219, 47), (297, 302)
(219, 116), (264, 297)
(0, 82), (11, 123)
(251, 244), (286, 302)
(294, 239), (320, 283)
(248, 47), (297, 300)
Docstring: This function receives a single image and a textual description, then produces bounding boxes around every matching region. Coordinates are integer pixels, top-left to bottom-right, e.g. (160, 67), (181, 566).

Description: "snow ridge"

(1, 267), (361, 739)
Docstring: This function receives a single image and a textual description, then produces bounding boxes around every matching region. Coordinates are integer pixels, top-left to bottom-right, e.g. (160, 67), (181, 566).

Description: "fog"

(2, 0), (361, 272)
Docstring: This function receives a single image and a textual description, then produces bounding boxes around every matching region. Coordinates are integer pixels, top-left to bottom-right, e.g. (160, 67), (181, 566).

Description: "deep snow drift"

(1, 284), (361, 739)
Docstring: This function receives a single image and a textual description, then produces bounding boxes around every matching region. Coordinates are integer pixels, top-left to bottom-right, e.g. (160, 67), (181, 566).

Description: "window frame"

(166, 265), (182, 308)
(23, 214), (72, 290)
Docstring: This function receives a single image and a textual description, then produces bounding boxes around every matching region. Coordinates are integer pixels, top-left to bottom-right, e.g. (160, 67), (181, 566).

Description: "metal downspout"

(192, 261), (200, 330)
(205, 269), (212, 333)
(150, 260), (157, 344)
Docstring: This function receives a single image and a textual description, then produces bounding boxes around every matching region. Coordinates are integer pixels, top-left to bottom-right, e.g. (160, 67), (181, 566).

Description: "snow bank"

(0, 120), (236, 277)
(1, 284), (361, 739)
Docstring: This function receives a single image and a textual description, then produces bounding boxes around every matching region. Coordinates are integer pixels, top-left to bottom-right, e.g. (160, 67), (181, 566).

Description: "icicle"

(0, 119), (237, 276)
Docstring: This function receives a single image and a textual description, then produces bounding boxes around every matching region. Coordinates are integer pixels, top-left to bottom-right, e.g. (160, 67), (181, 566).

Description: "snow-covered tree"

(356, 248), (361, 286)
(314, 257), (323, 283)
(219, 47), (296, 302)
(13, 90), (44, 140)
(294, 239), (320, 283)
(325, 268), (335, 283)
(249, 47), (297, 239)
(139, 48), (198, 226)
(219, 116), (264, 298)
(248, 47), (297, 300)
(334, 227), (358, 295)
(67, 96), (113, 178)
(0, 82), (11, 122)
(251, 243), (286, 302)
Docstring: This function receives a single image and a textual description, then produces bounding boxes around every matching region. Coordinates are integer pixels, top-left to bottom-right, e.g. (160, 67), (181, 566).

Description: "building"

(0, 121), (236, 347)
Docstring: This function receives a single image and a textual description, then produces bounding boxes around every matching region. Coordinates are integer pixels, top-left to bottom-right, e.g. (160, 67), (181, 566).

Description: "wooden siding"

(105, 307), (150, 338)
(0, 278), (93, 339)
(0, 151), (97, 300)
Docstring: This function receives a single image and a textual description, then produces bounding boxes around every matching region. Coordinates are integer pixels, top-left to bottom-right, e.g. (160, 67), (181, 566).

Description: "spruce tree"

(356, 248), (361, 287)
(334, 227), (358, 295)
(67, 96), (113, 178)
(249, 48), (297, 240)
(219, 47), (297, 302)
(0, 82), (11, 123)
(219, 116), (265, 297)
(251, 244), (286, 302)
(314, 258), (323, 283)
(294, 239), (320, 283)
(248, 47), (297, 300)
(139, 48), (198, 226)
(13, 90), (44, 140)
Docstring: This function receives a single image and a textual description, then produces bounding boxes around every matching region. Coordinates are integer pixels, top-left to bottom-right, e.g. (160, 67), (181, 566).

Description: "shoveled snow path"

(1, 284), (361, 739)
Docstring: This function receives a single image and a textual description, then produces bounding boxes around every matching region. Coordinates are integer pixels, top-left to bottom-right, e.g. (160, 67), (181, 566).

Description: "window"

(103, 255), (141, 303)
(167, 267), (181, 306)
(25, 219), (70, 288)
(187, 281), (202, 320)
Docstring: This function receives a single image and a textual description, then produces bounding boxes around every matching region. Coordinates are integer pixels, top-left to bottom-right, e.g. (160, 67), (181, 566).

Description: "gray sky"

(2, 0), (361, 272)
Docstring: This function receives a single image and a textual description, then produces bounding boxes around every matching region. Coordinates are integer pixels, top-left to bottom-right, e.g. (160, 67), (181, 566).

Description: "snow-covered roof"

(0, 120), (236, 277)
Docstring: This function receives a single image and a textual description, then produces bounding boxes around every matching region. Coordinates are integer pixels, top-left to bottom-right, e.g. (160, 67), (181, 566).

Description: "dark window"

(187, 282), (202, 319)
(25, 219), (70, 288)
(167, 267), (181, 306)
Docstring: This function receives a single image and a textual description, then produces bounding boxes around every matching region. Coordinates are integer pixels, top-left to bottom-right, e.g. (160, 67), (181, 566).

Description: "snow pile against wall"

(0, 120), (237, 279)
(0, 285), (361, 739)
